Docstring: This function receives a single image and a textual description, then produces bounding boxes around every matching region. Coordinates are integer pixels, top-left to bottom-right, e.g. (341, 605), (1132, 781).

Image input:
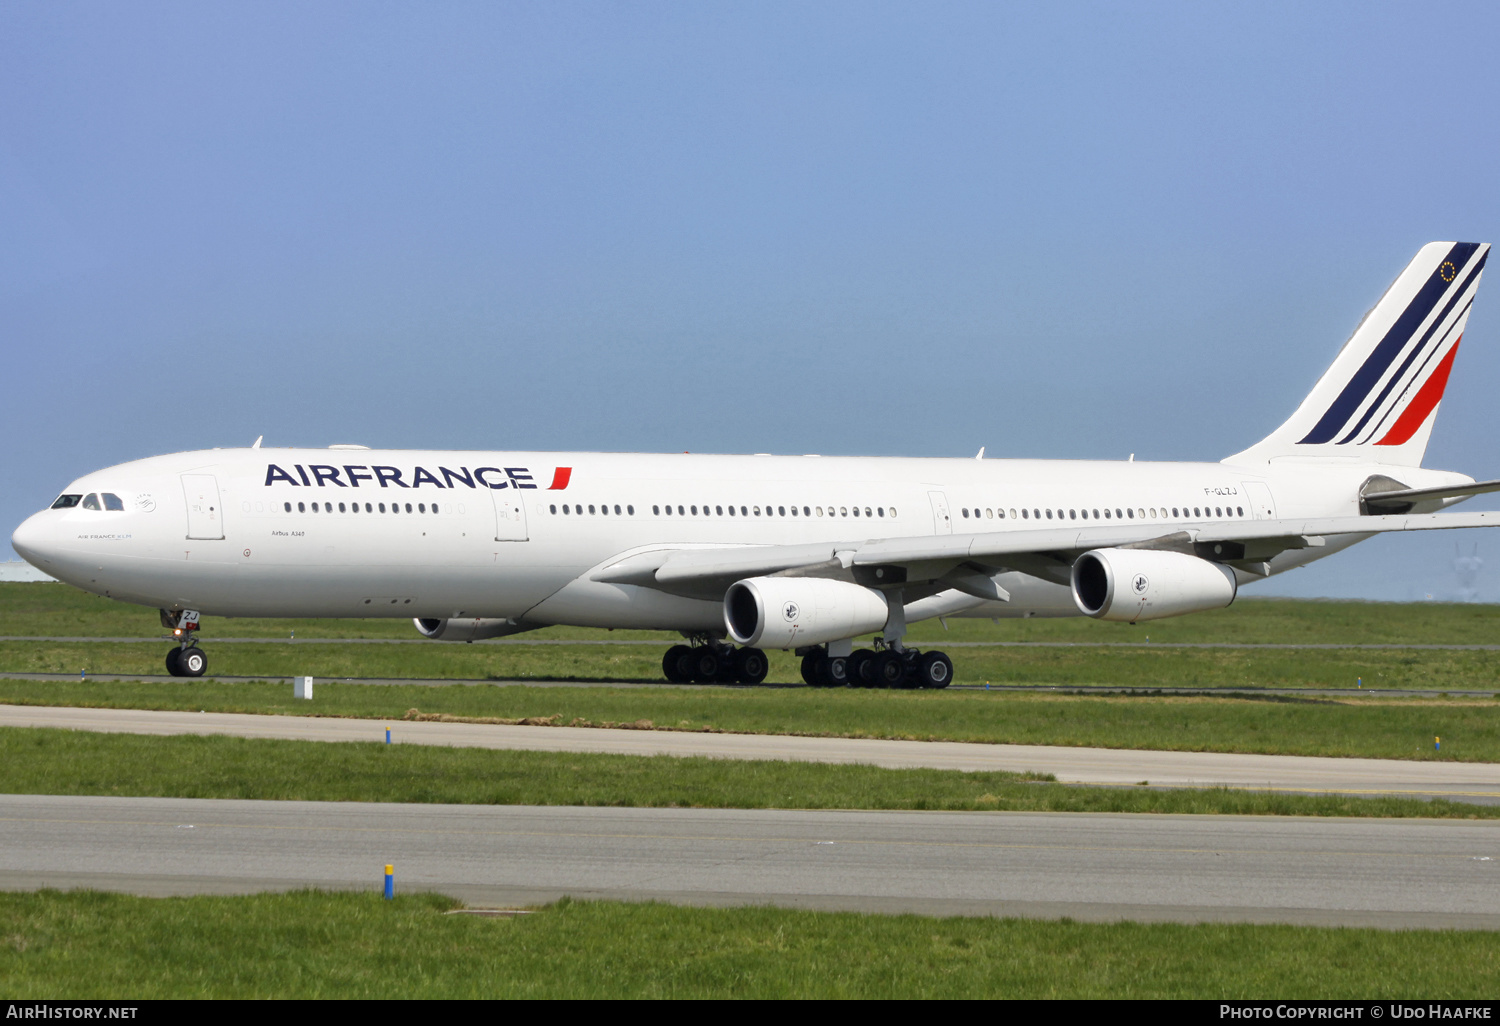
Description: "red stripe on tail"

(1376, 338), (1461, 446)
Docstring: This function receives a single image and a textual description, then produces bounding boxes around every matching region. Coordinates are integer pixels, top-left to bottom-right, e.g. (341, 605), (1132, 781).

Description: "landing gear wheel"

(917, 651), (953, 689)
(733, 647), (769, 685)
(874, 651), (906, 689)
(818, 656), (850, 687)
(689, 647), (722, 682)
(849, 649), (875, 688)
(663, 645), (693, 683)
(178, 647), (207, 678)
(165, 648), (183, 677)
(800, 652), (822, 686)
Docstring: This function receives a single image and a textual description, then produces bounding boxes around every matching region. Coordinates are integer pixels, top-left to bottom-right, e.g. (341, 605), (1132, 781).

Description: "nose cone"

(11, 511), (57, 570)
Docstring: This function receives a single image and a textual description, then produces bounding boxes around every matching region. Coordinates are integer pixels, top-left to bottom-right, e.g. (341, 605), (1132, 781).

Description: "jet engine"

(724, 576), (890, 649)
(413, 617), (530, 642)
(1071, 548), (1237, 622)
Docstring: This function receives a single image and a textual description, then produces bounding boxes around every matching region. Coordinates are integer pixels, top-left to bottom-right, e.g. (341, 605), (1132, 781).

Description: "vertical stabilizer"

(1225, 241), (1488, 468)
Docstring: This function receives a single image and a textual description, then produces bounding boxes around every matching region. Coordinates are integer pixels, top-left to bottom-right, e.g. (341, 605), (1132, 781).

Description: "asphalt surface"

(8, 635), (1500, 649)
(2, 795), (1495, 928)
(6, 703), (1500, 803)
(2, 671), (1494, 698)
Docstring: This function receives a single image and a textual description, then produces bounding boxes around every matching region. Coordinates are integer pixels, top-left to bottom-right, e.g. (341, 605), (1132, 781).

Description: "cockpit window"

(102, 493), (125, 511)
(51, 494), (82, 509)
(81, 493), (101, 510)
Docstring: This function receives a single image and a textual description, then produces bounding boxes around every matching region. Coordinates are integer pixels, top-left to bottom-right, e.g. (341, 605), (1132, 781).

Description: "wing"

(588, 510), (1500, 607)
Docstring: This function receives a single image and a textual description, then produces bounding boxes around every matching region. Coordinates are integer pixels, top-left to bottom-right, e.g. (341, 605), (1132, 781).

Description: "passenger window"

(985, 509), (992, 519)
(81, 494), (101, 510)
(878, 507), (885, 518)
(890, 508), (897, 518)
(418, 503), (425, 513)
(1007, 509), (1015, 519)
(791, 506), (798, 517)
(678, 506), (685, 516)
(1069, 509), (1076, 520)
(754, 506), (761, 516)
(340, 502), (347, 513)
(1092, 509), (1100, 519)
(803, 507), (811, 516)
(284, 502), (292, 512)
(962, 509), (970, 519)
(1045, 509), (1053, 519)
(816, 507), (823, 517)
(615, 505), (622, 515)
(325, 503), (332, 513)
(1194, 507), (1201, 517)
(1022, 509), (1029, 519)
(587, 505), (594, 515)
(550, 504), (557, 514)
(1237, 506), (1244, 516)
(665, 505), (672, 515)
(716, 505), (724, 516)
(779, 506), (786, 516)
(298, 502), (307, 513)
(741, 506), (748, 516)
(853, 507), (860, 517)
(1103, 509), (1111, 519)
(51, 494), (82, 509)
(652, 505), (660, 515)
(1215, 507), (1222, 517)
(728, 506), (736, 516)
(378, 503), (386, 513)
(627, 505), (635, 515)
(690, 505), (697, 515)
(102, 493), (124, 511)
(1126, 508), (1133, 519)
(403, 503), (411, 513)
(365, 503), (372, 513)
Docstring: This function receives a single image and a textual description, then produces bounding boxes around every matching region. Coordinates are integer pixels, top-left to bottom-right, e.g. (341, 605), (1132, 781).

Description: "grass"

(2, 679), (1497, 761)
(2, 890), (1496, 998)
(5, 726), (1494, 817)
(10, 638), (1500, 691)
(7, 579), (1500, 645)
(8, 584), (1500, 691)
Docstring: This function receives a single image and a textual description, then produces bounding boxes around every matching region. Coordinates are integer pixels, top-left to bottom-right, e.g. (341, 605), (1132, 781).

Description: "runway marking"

(3, 813), (1493, 861)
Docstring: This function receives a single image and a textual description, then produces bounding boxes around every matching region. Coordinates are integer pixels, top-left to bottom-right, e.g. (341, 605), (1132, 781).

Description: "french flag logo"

(547, 467), (572, 490)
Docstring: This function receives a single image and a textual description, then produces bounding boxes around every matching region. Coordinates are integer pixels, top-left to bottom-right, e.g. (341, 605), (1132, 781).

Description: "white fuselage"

(10, 447), (1470, 633)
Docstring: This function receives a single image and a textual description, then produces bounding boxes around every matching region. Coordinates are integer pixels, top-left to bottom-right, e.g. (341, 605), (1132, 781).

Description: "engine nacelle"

(413, 617), (527, 642)
(724, 576), (890, 649)
(1071, 548), (1237, 622)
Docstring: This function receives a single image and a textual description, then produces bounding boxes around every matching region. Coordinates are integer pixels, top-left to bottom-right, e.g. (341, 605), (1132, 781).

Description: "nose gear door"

(181, 474), (225, 539)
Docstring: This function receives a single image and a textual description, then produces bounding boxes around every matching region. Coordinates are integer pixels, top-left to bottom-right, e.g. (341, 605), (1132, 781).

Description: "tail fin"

(1226, 241), (1489, 468)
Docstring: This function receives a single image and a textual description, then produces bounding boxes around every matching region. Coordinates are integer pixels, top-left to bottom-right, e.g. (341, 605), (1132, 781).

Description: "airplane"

(11, 241), (1500, 688)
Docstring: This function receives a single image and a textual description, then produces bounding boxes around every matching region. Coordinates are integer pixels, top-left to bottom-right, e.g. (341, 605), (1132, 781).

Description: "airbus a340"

(12, 242), (1499, 687)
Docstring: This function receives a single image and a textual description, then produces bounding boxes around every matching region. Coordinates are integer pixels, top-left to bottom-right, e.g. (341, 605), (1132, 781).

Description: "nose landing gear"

(161, 609), (208, 678)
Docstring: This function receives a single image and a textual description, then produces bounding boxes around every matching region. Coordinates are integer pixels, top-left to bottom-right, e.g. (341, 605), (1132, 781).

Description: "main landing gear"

(661, 642), (770, 684)
(161, 609), (208, 678)
(800, 644), (953, 689)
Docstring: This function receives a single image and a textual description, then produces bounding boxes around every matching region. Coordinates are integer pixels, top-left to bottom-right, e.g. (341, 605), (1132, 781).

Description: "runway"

(6, 703), (1500, 802)
(2, 794), (1495, 928)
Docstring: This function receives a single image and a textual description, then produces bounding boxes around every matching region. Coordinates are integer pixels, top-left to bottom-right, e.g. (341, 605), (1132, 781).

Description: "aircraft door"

(1242, 481), (1277, 519)
(928, 491), (953, 534)
(182, 474), (225, 539)
(492, 491), (529, 541)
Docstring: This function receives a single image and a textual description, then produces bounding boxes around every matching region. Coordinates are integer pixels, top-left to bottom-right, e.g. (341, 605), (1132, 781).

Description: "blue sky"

(5, 1), (1500, 599)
